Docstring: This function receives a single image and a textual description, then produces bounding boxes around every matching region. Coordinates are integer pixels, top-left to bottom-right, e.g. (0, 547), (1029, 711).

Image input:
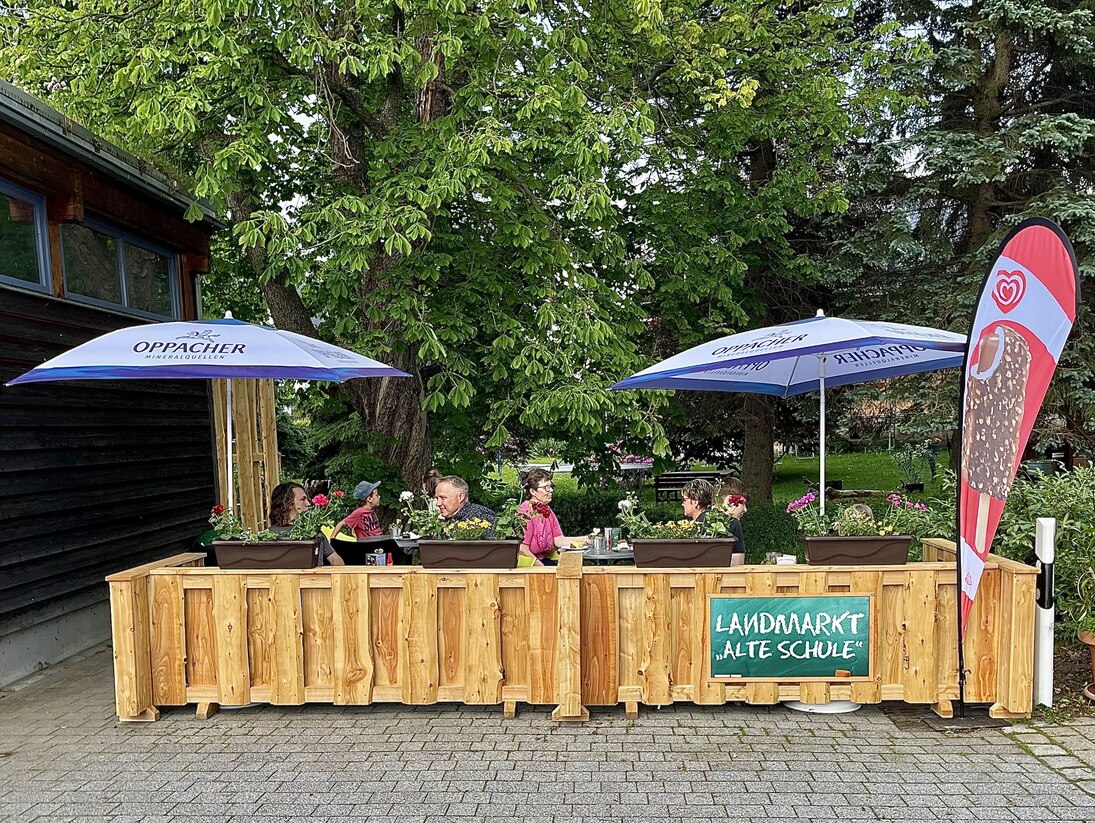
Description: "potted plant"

(405, 494), (525, 569)
(787, 492), (930, 566)
(617, 499), (738, 567)
(208, 491), (347, 570)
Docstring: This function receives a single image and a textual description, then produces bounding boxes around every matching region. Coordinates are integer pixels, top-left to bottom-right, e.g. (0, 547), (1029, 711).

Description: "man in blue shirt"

(434, 475), (497, 537)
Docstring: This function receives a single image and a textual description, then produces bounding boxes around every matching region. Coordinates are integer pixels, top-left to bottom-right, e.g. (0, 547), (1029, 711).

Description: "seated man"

(434, 475), (497, 537)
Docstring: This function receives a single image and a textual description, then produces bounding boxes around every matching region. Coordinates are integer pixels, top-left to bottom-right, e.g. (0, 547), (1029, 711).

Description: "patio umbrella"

(612, 311), (967, 513)
(6, 315), (409, 510)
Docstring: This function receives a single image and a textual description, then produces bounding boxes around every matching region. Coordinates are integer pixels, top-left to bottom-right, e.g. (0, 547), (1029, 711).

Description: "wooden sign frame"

(706, 593), (877, 683)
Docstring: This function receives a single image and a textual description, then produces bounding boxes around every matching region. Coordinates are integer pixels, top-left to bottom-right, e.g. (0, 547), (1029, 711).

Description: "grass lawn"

(494, 450), (945, 505)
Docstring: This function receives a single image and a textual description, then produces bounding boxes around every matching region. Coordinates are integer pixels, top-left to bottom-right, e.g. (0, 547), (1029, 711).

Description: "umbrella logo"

(991, 269), (1026, 314)
(176, 330), (221, 342)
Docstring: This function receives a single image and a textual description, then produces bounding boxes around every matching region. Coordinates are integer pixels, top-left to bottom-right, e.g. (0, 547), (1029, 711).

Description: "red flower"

(212, 504), (225, 515)
(726, 495), (747, 508)
(333, 490), (345, 498)
(312, 494), (330, 507)
(532, 501), (552, 518)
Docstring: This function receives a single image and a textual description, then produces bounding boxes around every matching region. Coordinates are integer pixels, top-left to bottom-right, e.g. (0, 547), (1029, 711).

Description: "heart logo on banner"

(991, 269), (1026, 313)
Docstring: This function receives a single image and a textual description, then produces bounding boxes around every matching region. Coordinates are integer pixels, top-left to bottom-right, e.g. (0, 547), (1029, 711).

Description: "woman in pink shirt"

(517, 469), (579, 566)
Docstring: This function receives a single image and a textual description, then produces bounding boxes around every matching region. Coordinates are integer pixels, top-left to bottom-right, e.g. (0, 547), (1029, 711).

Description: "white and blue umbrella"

(613, 311), (967, 512)
(6, 316), (409, 510)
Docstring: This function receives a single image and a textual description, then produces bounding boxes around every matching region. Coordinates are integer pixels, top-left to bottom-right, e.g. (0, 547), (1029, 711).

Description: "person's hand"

(534, 557), (544, 566)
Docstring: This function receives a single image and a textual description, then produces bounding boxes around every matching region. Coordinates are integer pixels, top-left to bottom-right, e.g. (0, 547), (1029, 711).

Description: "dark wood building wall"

(0, 288), (216, 635)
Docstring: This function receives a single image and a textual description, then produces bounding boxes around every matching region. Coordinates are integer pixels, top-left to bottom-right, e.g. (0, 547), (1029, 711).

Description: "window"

(0, 178), (50, 292)
(61, 218), (178, 319)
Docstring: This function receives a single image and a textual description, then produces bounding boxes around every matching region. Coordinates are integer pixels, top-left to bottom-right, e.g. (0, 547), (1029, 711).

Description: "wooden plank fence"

(108, 544), (1036, 722)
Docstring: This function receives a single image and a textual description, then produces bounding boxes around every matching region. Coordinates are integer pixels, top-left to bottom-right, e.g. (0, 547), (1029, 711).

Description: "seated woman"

(681, 478), (716, 528)
(517, 469), (580, 566)
(269, 482), (343, 565)
(720, 477), (749, 565)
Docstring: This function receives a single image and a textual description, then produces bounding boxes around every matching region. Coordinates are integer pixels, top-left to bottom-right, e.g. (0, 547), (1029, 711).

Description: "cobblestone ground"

(2, 644), (1094, 823)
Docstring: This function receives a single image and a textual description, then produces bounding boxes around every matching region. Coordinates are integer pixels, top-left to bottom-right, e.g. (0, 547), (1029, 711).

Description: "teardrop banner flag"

(958, 218), (1079, 632)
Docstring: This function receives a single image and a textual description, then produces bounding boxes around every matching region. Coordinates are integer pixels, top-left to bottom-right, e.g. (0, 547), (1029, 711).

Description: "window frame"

(0, 176), (52, 294)
(61, 216), (180, 320)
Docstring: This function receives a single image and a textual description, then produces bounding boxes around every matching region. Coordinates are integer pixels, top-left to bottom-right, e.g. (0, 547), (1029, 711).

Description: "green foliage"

(891, 443), (933, 486)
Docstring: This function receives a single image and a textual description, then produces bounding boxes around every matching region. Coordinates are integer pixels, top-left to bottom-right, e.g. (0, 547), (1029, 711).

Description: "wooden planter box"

(803, 535), (911, 566)
(631, 538), (737, 568)
(417, 539), (519, 569)
(212, 539), (320, 570)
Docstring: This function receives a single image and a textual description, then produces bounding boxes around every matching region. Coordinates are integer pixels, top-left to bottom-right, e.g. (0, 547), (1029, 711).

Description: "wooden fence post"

(109, 576), (158, 722)
(551, 552), (589, 721)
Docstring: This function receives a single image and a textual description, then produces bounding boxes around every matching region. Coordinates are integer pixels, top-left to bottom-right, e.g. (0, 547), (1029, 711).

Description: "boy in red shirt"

(330, 479), (383, 539)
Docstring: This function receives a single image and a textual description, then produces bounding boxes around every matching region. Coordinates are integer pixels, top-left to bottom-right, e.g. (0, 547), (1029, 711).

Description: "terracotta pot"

(803, 535), (911, 566)
(213, 539), (320, 570)
(417, 539), (519, 569)
(631, 538), (738, 568)
(1080, 629), (1095, 702)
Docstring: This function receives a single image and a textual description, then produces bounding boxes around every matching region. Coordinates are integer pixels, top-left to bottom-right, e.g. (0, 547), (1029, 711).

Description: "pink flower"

(333, 490), (345, 498)
(312, 494), (330, 507)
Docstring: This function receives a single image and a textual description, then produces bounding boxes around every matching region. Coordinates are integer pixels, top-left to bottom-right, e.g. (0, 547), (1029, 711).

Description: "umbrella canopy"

(614, 313), (966, 396)
(5, 317), (408, 385)
(5, 316), (409, 512)
(612, 311), (967, 513)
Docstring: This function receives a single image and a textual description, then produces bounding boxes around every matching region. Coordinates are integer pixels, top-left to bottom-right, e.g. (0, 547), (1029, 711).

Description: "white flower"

(399, 490), (414, 502)
(618, 499), (635, 512)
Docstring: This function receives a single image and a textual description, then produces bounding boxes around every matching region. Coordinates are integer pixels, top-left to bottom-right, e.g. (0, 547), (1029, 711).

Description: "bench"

(653, 470), (728, 503)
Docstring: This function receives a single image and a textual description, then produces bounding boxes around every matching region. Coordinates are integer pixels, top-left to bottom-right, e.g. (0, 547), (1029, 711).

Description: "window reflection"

(62, 223), (121, 304)
(0, 190), (43, 285)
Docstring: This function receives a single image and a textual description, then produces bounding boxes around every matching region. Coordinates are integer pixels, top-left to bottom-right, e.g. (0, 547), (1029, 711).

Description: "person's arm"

(329, 516), (351, 541)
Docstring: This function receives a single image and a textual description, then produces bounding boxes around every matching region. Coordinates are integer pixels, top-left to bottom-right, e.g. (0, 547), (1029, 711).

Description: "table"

(581, 548), (634, 565)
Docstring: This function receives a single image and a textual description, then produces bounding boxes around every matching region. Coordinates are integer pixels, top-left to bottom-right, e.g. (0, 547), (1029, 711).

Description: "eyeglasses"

(535, 484), (554, 491)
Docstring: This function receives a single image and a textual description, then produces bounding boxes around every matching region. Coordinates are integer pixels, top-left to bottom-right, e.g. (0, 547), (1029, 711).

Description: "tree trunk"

(741, 394), (775, 504)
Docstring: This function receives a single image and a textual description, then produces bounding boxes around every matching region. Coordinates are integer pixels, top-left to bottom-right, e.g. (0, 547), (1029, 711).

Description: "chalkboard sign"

(708, 595), (873, 680)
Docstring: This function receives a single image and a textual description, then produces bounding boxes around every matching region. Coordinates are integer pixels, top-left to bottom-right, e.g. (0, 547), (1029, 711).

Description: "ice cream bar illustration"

(962, 325), (1032, 555)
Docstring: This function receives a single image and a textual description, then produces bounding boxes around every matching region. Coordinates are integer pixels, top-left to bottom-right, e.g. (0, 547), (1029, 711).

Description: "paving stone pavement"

(2, 644), (1094, 822)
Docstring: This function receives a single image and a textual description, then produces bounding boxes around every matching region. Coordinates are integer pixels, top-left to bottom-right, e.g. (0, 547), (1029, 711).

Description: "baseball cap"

(353, 480), (381, 501)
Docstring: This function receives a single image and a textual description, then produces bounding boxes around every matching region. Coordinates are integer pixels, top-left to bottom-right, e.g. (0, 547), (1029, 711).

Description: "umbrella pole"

(226, 378), (235, 514)
(819, 356), (826, 516)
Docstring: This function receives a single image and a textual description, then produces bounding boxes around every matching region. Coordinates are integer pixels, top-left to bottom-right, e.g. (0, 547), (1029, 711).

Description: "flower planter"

(213, 539), (320, 570)
(417, 539), (519, 570)
(1080, 629), (1095, 703)
(631, 538), (738, 569)
(802, 535), (911, 566)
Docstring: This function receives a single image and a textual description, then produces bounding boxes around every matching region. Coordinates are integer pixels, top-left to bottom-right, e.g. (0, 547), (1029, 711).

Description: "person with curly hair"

(269, 482), (342, 565)
(517, 469), (580, 566)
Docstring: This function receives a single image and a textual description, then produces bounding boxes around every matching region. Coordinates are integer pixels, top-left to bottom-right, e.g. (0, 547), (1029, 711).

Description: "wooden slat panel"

(849, 570), (883, 704)
(580, 573), (618, 705)
(995, 569), (1035, 714)
(640, 575), (672, 705)
(302, 587), (333, 688)
(109, 578), (150, 718)
(247, 588), (272, 687)
(402, 573), (439, 704)
(184, 587), (217, 688)
(618, 586), (643, 691)
(438, 587), (464, 690)
(371, 588), (401, 687)
(692, 573), (724, 705)
(553, 561), (584, 718)
(269, 575), (304, 704)
(149, 574), (186, 705)
(934, 574), (960, 699)
(903, 570), (937, 703)
(331, 573), (374, 704)
(670, 586), (694, 699)
(527, 574), (557, 704)
(463, 574), (503, 704)
(965, 568), (999, 702)
(500, 585), (529, 691)
(876, 575), (906, 692)
(212, 576), (250, 705)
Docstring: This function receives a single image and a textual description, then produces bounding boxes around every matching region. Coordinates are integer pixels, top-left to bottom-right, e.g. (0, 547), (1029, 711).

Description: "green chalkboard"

(708, 595), (872, 679)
